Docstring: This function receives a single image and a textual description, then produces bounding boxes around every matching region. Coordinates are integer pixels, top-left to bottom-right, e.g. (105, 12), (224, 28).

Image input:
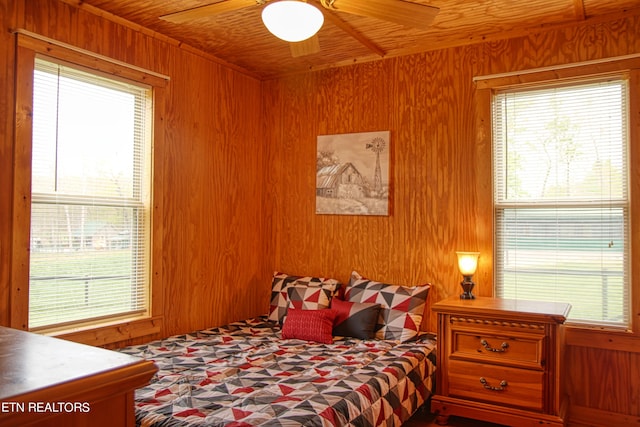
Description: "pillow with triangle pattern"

(286, 284), (333, 311)
(267, 272), (340, 324)
(344, 271), (430, 342)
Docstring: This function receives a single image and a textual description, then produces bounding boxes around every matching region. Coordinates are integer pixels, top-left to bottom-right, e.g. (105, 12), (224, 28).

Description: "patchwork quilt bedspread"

(119, 316), (437, 427)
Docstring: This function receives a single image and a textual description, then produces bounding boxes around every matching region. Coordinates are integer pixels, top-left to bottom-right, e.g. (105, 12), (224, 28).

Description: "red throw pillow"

(281, 308), (336, 344)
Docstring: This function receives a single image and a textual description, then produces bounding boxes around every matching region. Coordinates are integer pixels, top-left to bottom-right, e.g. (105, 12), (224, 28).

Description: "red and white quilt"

(119, 316), (437, 427)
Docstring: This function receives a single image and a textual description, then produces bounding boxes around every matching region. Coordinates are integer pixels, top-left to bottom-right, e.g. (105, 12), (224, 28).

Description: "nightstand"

(430, 296), (571, 427)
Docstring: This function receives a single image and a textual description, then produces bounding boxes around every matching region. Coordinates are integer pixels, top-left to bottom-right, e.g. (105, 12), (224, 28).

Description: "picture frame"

(316, 130), (390, 216)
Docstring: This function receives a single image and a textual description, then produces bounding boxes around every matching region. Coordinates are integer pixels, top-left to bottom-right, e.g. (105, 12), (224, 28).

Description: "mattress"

(119, 316), (437, 427)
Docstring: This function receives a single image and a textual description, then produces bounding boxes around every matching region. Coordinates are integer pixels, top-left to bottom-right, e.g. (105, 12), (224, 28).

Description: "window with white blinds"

(493, 77), (629, 327)
(29, 57), (152, 330)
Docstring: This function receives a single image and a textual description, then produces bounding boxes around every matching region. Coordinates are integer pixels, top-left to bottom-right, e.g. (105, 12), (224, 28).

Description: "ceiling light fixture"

(261, 1), (324, 42)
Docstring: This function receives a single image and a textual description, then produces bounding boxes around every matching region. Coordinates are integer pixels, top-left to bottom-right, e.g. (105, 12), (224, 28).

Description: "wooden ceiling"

(63, 0), (638, 79)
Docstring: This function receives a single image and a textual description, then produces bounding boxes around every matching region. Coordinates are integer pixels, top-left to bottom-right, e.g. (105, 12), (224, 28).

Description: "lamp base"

(459, 277), (475, 300)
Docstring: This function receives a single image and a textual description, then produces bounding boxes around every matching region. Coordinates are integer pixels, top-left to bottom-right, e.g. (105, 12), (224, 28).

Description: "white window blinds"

(29, 57), (151, 330)
(493, 78), (629, 327)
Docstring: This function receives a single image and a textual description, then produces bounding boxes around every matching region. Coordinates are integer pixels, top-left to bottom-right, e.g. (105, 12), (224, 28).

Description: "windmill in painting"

(366, 136), (386, 196)
(316, 131), (390, 216)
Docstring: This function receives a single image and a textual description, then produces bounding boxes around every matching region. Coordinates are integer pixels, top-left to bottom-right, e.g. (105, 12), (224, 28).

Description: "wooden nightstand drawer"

(448, 360), (544, 411)
(431, 297), (570, 426)
(451, 330), (544, 369)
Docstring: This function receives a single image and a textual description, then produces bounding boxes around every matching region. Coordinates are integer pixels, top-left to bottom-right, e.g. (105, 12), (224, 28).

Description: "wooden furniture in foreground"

(0, 326), (157, 427)
(431, 297), (571, 426)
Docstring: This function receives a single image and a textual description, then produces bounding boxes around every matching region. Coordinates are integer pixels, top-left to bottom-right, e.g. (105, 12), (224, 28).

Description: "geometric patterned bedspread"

(118, 316), (437, 427)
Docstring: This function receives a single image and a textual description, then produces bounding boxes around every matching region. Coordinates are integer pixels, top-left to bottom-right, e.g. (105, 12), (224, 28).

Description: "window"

(493, 77), (629, 327)
(29, 57), (152, 330)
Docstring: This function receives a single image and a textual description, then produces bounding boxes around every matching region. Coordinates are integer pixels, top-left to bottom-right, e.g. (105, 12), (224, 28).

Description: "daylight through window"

(29, 57), (152, 330)
(493, 77), (630, 327)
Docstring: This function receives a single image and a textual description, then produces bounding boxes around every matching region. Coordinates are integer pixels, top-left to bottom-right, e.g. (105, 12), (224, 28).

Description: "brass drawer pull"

(480, 377), (508, 391)
(480, 339), (509, 352)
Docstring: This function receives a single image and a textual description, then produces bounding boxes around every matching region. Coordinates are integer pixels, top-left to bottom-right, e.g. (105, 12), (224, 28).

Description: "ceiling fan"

(159, 0), (439, 57)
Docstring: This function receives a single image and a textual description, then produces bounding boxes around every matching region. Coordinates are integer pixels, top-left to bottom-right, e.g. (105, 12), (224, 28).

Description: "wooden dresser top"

(432, 296), (571, 324)
(0, 326), (155, 400)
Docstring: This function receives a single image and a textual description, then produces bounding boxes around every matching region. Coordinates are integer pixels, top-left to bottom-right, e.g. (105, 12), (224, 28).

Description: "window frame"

(11, 32), (166, 346)
(492, 77), (630, 328)
(474, 55), (640, 339)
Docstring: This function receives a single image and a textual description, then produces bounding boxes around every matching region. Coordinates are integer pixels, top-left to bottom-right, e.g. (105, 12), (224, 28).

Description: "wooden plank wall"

(0, 0), (639, 424)
(262, 51), (494, 332)
(0, 0), (17, 329)
(0, 0), (270, 343)
(263, 13), (640, 425)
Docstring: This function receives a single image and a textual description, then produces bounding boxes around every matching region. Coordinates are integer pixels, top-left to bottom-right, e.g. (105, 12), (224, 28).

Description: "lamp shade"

(456, 251), (479, 276)
(261, 1), (324, 42)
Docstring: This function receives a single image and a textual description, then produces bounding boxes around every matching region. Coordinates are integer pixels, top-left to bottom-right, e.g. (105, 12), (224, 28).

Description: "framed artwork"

(316, 130), (390, 216)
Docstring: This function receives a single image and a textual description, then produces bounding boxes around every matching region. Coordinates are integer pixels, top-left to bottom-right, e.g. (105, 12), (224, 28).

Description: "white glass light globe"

(262, 1), (324, 42)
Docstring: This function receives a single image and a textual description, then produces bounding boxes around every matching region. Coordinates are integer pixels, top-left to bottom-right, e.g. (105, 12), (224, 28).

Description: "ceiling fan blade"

(321, 7), (385, 56)
(160, 0), (260, 24)
(320, 0), (439, 30)
(289, 35), (321, 57)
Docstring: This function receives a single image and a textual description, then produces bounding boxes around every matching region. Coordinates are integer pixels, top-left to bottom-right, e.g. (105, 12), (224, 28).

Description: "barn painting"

(316, 131), (390, 215)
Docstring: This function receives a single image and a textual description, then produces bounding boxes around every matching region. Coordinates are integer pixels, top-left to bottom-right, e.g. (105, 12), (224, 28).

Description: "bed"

(119, 271), (437, 427)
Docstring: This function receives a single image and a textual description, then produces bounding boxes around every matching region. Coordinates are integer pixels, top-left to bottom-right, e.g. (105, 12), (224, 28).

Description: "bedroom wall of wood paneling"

(262, 48), (494, 333)
(0, 0), (639, 423)
(0, 0), (271, 343)
(262, 13), (640, 425)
